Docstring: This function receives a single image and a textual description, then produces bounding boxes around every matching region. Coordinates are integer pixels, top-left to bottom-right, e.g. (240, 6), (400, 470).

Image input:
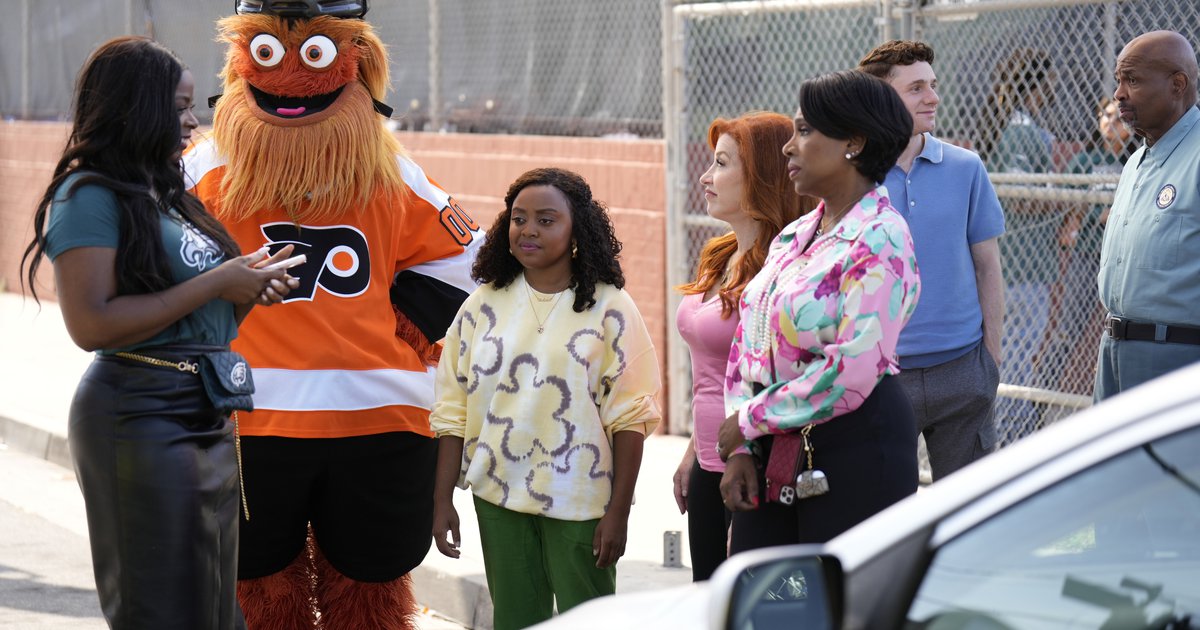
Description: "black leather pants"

(69, 353), (246, 629)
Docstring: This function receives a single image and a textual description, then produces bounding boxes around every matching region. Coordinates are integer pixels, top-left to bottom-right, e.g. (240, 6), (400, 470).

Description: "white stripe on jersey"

(252, 367), (436, 411)
(182, 138), (226, 192)
(396, 155), (485, 295)
(397, 156), (448, 209)
(404, 244), (482, 296)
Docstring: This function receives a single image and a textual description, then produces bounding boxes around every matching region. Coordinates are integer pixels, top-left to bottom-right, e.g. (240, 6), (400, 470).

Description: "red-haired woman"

(672, 112), (814, 580)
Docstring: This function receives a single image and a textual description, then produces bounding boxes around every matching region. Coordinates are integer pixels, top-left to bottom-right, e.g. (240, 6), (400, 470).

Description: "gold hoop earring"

(571, 242), (578, 258)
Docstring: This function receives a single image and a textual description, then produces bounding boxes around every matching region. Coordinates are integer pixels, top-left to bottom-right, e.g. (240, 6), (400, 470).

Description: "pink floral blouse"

(724, 186), (920, 445)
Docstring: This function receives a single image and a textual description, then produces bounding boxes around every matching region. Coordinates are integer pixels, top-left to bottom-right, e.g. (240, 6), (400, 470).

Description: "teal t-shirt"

(44, 173), (238, 354)
(1065, 148), (1125, 257)
(989, 110), (1057, 284)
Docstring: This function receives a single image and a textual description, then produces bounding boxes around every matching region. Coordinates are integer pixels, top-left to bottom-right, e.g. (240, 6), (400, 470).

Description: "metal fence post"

(1101, 1), (1118, 97)
(20, 0), (30, 119)
(428, 0), (441, 132)
(662, 0), (691, 434)
(896, 0), (914, 41)
(881, 0), (894, 42)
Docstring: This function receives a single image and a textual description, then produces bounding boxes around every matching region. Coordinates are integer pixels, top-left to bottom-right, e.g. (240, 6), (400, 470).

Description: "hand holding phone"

(260, 254), (307, 272)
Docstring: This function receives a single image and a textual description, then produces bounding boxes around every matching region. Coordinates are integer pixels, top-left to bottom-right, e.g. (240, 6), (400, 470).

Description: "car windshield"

(907, 426), (1200, 629)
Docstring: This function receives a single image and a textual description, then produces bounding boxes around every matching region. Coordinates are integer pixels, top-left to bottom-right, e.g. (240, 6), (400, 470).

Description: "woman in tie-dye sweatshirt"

(429, 168), (661, 630)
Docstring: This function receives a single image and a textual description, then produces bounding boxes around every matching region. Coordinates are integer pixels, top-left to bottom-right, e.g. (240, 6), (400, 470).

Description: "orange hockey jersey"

(184, 139), (483, 438)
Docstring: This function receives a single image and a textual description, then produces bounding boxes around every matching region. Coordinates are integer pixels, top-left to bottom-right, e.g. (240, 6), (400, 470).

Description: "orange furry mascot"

(183, 2), (482, 628)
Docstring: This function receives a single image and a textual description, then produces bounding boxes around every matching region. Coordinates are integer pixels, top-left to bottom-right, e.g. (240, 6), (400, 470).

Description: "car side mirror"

(707, 545), (844, 630)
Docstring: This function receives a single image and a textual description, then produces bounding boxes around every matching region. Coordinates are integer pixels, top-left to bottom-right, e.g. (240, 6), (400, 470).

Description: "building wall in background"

(0, 122), (672, 428)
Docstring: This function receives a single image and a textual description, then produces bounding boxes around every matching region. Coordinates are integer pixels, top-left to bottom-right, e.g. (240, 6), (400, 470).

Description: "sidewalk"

(0, 292), (694, 629)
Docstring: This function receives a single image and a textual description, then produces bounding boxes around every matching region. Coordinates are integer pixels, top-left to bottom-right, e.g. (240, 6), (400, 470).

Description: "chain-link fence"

(664, 0), (1200, 452)
(915, 0), (1200, 445)
(1, 0), (663, 137)
(6, 0), (1200, 451)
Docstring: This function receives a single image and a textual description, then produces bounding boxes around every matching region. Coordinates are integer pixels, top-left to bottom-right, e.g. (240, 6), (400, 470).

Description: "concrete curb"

(411, 564), (494, 630)
(1, 414), (73, 470)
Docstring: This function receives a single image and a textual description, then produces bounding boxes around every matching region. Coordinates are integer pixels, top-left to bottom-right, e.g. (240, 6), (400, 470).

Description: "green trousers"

(474, 495), (617, 630)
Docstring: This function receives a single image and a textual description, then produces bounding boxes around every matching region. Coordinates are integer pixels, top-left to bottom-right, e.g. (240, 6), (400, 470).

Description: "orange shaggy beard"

(212, 83), (403, 222)
(211, 15), (403, 223)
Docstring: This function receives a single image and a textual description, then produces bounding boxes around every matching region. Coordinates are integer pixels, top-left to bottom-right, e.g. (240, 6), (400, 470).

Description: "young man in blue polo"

(859, 41), (1006, 480)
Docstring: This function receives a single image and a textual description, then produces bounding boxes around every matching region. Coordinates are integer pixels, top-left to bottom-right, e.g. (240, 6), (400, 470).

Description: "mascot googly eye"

(299, 35), (339, 70)
(249, 34), (285, 68)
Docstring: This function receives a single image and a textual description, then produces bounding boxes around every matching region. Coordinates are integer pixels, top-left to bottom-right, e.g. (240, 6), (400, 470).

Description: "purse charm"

(794, 424), (830, 499)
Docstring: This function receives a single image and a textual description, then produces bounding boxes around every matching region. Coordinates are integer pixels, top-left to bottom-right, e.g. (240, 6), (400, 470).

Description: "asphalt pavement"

(0, 446), (100, 629)
(0, 292), (694, 628)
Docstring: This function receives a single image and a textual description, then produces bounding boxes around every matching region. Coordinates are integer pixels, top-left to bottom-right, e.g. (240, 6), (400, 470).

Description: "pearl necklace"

(745, 224), (834, 356)
(525, 277), (566, 334)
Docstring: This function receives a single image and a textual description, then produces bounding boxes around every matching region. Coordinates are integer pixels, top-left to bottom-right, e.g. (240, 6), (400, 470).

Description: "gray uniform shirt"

(1099, 105), (1200, 327)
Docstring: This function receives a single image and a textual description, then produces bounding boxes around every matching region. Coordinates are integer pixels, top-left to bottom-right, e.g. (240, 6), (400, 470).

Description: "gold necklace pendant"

(525, 277), (565, 333)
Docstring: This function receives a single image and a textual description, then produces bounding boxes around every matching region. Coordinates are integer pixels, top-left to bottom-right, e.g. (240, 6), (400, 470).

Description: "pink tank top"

(676, 292), (740, 472)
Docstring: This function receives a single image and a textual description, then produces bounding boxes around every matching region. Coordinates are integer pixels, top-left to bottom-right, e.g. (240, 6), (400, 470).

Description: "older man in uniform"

(1096, 30), (1200, 399)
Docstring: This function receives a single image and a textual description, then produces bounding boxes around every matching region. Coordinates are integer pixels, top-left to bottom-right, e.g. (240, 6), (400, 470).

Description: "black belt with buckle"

(1105, 315), (1200, 345)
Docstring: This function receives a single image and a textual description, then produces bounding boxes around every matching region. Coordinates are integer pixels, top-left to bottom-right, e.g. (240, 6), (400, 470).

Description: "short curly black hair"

(472, 167), (624, 312)
(798, 70), (913, 183)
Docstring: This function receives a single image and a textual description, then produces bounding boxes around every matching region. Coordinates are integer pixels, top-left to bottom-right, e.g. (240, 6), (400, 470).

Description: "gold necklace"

(819, 205), (850, 234)
(525, 278), (566, 334)
(720, 251), (742, 287)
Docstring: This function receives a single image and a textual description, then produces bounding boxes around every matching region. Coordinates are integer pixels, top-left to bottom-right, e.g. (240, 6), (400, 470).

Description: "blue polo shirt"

(1099, 105), (1200, 327)
(885, 134), (1006, 368)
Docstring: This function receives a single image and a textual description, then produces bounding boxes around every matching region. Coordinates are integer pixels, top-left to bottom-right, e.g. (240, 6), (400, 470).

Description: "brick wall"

(0, 122), (69, 297)
(0, 122), (673, 428)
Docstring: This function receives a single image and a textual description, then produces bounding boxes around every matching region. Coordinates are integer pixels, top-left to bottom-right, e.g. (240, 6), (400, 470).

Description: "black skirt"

(69, 349), (246, 630)
(730, 375), (918, 553)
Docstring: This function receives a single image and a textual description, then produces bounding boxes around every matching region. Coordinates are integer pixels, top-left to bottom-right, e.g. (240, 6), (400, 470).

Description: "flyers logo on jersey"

(261, 222), (371, 302)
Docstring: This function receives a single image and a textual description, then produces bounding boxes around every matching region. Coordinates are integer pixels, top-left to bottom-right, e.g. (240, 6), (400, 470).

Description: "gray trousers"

(1093, 332), (1200, 401)
(898, 342), (1000, 482)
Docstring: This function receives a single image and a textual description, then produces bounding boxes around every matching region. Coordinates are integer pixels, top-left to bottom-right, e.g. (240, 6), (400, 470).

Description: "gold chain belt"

(115, 351), (198, 373)
(113, 351), (250, 520)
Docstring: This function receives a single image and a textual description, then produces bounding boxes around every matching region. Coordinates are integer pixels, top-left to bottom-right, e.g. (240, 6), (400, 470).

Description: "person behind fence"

(672, 112), (813, 581)
(1095, 30), (1200, 400)
(716, 71), (921, 551)
(975, 47), (1058, 442)
(858, 41), (1005, 482)
(20, 36), (299, 629)
(1044, 96), (1136, 398)
(430, 168), (662, 629)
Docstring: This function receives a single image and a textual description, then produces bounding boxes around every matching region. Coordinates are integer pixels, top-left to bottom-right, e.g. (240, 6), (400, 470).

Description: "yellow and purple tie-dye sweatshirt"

(430, 274), (662, 521)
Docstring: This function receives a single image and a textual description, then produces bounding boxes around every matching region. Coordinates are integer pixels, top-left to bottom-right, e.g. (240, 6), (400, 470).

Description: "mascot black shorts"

(237, 431), (437, 582)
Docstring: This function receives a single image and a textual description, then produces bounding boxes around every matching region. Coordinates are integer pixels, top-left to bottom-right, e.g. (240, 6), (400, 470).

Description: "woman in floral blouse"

(717, 70), (922, 552)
